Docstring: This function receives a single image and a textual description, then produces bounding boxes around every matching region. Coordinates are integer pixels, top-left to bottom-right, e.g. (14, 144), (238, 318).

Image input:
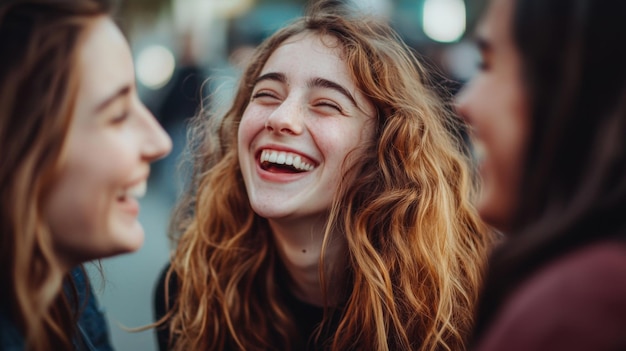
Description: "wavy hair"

(0, 1), (112, 350)
(164, 2), (495, 350)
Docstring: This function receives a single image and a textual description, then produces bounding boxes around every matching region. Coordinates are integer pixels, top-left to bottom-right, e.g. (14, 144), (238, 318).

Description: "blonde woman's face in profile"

(456, 0), (529, 231)
(238, 32), (375, 222)
(44, 16), (172, 269)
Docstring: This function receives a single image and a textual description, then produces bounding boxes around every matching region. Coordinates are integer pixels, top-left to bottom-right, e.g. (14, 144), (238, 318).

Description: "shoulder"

(154, 263), (178, 351)
(70, 267), (114, 351)
(154, 263), (178, 317)
(0, 309), (24, 351)
(521, 242), (626, 304)
(476, 242), (626, 351)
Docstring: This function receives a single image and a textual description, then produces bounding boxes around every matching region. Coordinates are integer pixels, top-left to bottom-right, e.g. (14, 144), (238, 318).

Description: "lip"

(254, 144), (319, 166)
(116, 171), (150, 217)
(127, 174), (149, 188)
(124, 168), (150, 188)
(117, 195), (140, 217)
(253, 144), (319, 182)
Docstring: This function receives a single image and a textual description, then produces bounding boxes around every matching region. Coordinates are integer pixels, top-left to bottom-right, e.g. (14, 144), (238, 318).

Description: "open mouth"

(116, 181), (147, 202)
(259, 149), (317, 173)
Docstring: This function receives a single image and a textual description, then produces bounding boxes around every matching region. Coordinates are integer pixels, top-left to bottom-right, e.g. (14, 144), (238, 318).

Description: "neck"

(268, 214), (345, 306)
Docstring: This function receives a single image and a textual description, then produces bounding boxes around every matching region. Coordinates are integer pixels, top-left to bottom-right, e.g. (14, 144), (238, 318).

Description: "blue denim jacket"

(0, 267), (114, 351)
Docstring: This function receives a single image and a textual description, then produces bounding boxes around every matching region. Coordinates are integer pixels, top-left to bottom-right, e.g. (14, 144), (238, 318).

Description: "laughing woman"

(155, 1), (495, 350)
(0, 1), (171, 350)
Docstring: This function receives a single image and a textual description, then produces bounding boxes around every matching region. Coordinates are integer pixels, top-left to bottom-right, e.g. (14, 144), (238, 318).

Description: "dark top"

(474, 241), (626, 351)
(0, 267), (114, 351)
(154, 264), (338, 351)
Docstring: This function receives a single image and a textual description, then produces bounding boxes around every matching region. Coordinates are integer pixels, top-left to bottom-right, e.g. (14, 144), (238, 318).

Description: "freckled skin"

(237, 32), (376, 306)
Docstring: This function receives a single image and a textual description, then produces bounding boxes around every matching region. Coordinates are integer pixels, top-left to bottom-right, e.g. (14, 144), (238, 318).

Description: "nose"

(264, 96), (304, 135)
(454, 83), (472, 125)
(137, 101), (172, 162)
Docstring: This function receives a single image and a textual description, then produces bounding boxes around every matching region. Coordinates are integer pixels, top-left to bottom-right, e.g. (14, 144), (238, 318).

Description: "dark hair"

(473, 0), (626, 339)
(0, 1), (113, 350)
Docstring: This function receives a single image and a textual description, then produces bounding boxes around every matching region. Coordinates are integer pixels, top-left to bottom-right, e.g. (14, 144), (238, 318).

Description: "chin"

(110, 224), (145, 254)
(250, 207), (288, 220)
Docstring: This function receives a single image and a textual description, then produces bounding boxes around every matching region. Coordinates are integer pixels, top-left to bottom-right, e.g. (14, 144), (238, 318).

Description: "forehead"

(76, 16), (133, 108)
(278, 31), (342, 53)
(477, 0), (515, 46)
(262, 32), (346, 77)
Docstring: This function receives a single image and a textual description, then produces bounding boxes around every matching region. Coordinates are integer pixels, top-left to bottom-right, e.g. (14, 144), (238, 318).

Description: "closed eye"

(104, 96), (130, 125)
(111, 111), (129, 124)
(313, 100), (343, 114)
(251, 90), (281, 102)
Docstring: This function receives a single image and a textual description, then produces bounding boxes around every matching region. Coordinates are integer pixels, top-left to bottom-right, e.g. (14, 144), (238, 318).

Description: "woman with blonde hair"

(155, 1), (495, 350)
(0, 0), (172, 350)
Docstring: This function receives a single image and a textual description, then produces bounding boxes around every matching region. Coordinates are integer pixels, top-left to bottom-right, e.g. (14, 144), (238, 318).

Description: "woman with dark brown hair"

(456, 0), (626, 349)
(0, 1), (172, 350)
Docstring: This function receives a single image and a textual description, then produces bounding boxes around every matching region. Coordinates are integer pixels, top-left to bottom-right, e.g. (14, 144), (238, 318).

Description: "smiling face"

(238, 32), (376, 224)
(455, 0), (529, 231)
(44, 16), (172, 268)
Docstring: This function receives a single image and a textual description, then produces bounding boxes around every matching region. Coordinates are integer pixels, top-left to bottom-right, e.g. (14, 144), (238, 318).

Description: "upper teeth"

(260, 150), (315, 171)
(119, 181), (147, 199)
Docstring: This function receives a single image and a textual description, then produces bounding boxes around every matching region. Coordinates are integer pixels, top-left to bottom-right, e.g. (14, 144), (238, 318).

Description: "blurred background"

(88, 0), (485, 350)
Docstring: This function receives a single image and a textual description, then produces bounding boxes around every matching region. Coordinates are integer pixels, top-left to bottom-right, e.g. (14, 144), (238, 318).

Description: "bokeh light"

(423, 0), (466, 43)
(136, 45), (176, 89)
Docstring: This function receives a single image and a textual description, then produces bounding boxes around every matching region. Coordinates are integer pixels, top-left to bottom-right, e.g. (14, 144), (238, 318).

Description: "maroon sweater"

(475, 242), (626, 351)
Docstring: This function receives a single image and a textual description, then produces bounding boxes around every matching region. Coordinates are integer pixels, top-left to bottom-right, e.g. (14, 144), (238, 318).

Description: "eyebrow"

(308, 77), (357, 107)
(254, 72), (286, 86)
(254, 72), (359, 107)
(94, 85), (131, 113)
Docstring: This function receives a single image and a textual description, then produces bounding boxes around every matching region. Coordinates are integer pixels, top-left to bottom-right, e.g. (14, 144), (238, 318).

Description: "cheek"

(44, 170), (106, 261)
(45, 139), (134, 235)
(466, 82), (498, 129)
(238, 107), (265, 148)
(493, 81), (528, 176)
(478, 82), (529, 228)
(467, 73), (527, 166)
(314, 120), (372, 171)
(488, 131), (523, 209)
